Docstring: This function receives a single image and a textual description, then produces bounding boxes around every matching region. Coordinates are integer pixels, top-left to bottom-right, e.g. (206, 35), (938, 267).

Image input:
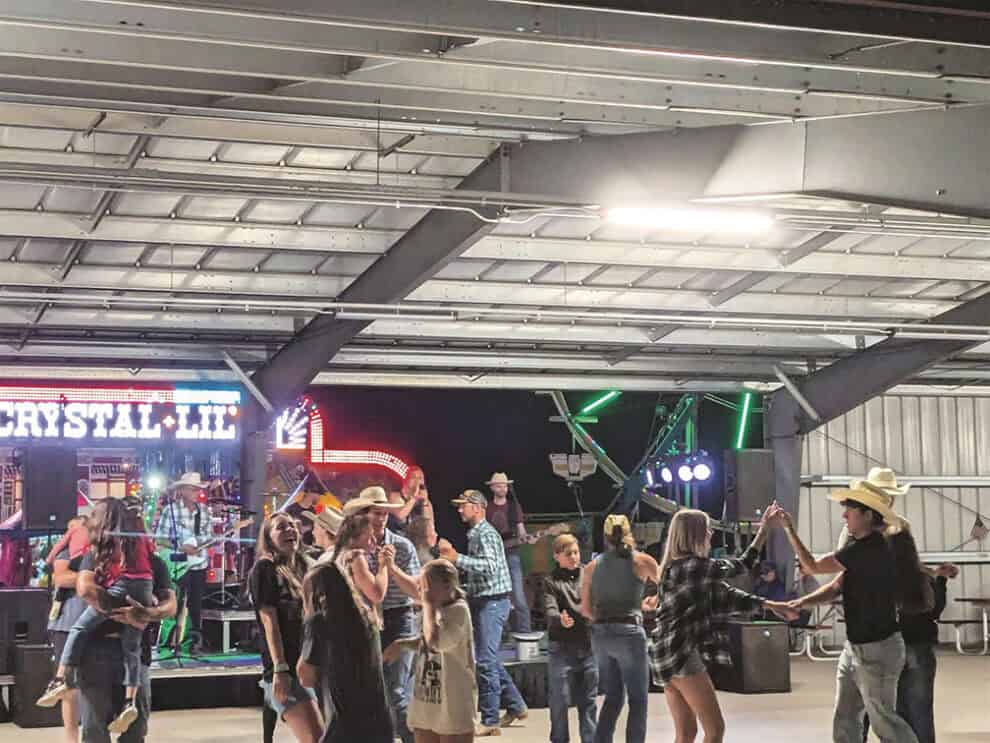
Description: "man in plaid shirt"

(438, 490), (527, 736)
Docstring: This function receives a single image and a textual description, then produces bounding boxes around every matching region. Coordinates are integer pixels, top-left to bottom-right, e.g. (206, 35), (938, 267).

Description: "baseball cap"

(451, 489), (487, 507)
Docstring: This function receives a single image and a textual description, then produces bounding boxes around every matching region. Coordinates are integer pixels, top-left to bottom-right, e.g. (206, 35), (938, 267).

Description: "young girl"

(37, 498), (156, 735)
(249, 513), (323, 743)
(652, 508), (796, 743)
(297, 560), (393, 743)
(386, 559), (477, 743)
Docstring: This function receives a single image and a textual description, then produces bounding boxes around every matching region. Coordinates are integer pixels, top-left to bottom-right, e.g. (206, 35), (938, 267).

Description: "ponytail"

(603, 514), (635, 559)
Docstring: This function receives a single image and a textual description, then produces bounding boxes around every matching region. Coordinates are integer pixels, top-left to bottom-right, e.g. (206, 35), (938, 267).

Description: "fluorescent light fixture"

(606, 207), (774, 234)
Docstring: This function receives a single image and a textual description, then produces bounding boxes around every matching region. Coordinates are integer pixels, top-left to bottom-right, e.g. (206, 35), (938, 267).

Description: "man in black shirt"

(772, 469), (921, 743)
(75, 549), (176, 743)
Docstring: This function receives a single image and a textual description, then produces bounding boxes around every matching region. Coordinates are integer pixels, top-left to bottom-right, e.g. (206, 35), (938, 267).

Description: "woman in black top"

(297, 560), (393, 743)
(249, 513), (322, 742)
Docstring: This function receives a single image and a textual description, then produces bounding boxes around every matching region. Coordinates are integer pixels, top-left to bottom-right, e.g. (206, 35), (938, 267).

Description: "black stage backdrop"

(306, 387), (760, 549)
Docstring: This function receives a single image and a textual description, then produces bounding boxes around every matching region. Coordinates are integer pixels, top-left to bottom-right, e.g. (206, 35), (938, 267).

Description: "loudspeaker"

(0, 589), (50, 662)
(711, 620), (791, 694)
(724, 449), (775, 522)
(22, 445), (78, 530)
(11, 644), (62, 728)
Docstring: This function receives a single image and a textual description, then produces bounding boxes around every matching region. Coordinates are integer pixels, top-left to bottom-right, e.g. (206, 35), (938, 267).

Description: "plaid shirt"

(649, 545), (764, 682)
(155, 499), (212, 571)
(366, 528), (420, 610)
(456, 519), (512, 599)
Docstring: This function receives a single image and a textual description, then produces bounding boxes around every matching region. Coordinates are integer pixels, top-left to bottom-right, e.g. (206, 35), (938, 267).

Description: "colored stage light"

(734, 392), (754, 450)
(579, 390), (621, 416)
(146, 474), (163, 490)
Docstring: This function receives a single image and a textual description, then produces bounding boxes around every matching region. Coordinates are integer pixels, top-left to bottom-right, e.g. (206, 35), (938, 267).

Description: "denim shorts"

(261, 674), (317, 720)
(670, 649), (706, 678)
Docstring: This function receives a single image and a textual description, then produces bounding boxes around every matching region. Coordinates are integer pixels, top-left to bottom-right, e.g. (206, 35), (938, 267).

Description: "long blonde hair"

(658, 509), (711, 583)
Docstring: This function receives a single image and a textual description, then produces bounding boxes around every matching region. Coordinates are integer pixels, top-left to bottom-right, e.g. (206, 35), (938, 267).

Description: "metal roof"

(2, 0), (990, 391)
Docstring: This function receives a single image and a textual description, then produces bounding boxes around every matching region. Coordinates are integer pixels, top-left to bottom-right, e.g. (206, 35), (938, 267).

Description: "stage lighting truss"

(645, 450), (714, 489)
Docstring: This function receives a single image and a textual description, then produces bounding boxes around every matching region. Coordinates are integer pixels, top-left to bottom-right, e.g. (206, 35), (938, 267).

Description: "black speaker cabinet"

(0, 589), (50, 653)
(711, 620), (791, 694)
(22, 445), (78, 530)
(724, 449), (776, 522)
(11, 644), (62, 728)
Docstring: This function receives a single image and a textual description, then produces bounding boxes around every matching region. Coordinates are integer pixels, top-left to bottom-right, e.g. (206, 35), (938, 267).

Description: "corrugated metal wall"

(797, 394), (990, 646)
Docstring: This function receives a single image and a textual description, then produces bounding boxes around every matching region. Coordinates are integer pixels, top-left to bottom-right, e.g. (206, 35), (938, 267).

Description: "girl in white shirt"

(386, 559), (477, 742)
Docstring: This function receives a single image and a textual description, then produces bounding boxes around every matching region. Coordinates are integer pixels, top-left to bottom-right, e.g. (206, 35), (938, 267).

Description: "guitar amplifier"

(711, 620), (791, 694)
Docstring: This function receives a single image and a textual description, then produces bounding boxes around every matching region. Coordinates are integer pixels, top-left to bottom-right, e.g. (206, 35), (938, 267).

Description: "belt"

(470, 593), (510, 603)
(595, 616), (642, 626)
(383, 605), (414, 614)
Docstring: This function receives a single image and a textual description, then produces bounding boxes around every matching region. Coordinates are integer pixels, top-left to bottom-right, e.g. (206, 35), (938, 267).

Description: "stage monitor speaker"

(724, 449), (775, 522)
(711, 620), (791, 694)
(22, 445), (78, 530)
(10, 644), (62, 728)
(0, 588), (50, 658)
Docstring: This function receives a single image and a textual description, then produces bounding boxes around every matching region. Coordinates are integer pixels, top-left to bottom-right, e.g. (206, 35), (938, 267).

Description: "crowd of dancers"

(34, 465), (956, 743)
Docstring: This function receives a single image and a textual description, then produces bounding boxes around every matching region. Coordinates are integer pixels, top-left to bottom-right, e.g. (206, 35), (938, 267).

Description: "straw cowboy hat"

(303, 506), (344, 536)
(167, 472), (209, 491)
(828, 467), (909, 529)
(342, 486), (403, 516)
(485, 472), (513, 487)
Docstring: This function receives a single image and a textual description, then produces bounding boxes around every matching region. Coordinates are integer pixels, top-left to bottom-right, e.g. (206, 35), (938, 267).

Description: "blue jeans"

(834, 633), (919, 743)
(471, 595), (526, 727)
(507, 550), (532, 633)
(863, 642), (937, 743)
(261, 674), (317, 720)
(381, 606), (416, 743)
(548, 642), (598, 743)
(591, 623), (649, 743)
(77, 635), (151, 743)
(63, 577), (153, 689)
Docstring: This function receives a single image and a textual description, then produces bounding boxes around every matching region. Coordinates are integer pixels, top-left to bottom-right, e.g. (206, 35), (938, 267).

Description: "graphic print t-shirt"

(407, 600), (477, 736)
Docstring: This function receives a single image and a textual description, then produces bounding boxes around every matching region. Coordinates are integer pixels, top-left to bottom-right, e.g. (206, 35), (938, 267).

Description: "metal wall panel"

(798, 394), (990, 646)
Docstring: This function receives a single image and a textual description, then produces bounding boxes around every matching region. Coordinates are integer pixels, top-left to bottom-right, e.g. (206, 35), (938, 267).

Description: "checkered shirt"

(649, 546), (765, 683)
(155, 499), (212, 571)
(366, 528), (420, 610)
(456, 519), (512, 599)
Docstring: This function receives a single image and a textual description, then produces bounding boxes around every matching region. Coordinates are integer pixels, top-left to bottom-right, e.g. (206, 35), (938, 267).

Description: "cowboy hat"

(342, 486), (403, 516)
(485, 472), (513, 486)
(167, 472), (209, 491)
(303, 506), (344, 536)
(848, 467), (911, 498)
(828, 471), (906, 530)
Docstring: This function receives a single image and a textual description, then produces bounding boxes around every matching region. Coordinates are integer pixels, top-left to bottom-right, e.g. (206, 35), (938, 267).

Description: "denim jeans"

(833, 633), (919, 743)
(863, 642), (938, 743)
(77, 635), (151, 743)
(381, 606), (416, 743)
(507, 550), (532, 633)
(63, 577), (153, 689)
(548, 641), (598, 743)
(591, 623), (649, 743)
(470, 595), (526, 727)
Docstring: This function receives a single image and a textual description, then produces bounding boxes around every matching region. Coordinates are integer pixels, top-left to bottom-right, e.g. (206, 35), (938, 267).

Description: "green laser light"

(580, 390), (621, 416)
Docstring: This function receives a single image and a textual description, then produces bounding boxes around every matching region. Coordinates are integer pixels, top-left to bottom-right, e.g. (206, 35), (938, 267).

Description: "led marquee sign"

(0, 384), (241, 443)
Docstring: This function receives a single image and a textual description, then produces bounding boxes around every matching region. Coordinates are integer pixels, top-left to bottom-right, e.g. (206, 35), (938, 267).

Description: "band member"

(438, 490), (527, 737)
(773, 467), (931, 743)
(485, 472), (532, 633)
(155, 472), (212, 653)
(285, 477), (324, 547)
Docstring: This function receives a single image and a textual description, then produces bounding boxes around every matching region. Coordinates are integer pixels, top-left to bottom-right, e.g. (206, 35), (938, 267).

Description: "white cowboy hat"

(303, 506), (344, 536)
(342, 486), (403, 516)
(828, 468), (907, 529)
(485, 472), (513, 486)
(167, 472), (209, 491)
(848, 467), (911, 497)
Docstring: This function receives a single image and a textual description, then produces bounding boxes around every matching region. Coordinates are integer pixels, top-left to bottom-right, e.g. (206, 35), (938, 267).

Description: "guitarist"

(485, 472), (532, 633)
(156, 472), (212, 654)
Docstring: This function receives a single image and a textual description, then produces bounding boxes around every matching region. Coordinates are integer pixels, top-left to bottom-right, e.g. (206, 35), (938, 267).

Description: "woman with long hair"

(332, 512), (392, 628)
(39, 497), (158, 735)
(386, 559), (477, 743)
(297, 561), (393, 743)
(249, 513), (322, 743)
(651, 508), (795, 743)
(578, 514), (658, 743)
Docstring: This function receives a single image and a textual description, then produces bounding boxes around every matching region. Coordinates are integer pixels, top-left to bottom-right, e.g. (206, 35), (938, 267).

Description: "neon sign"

(274, 399), (410, 479)
(0, 384), (241, 442)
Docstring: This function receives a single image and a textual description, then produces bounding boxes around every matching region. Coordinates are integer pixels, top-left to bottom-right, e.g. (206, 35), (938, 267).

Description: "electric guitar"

(159, 518), (252, 580)
(518, 522), (572, 546)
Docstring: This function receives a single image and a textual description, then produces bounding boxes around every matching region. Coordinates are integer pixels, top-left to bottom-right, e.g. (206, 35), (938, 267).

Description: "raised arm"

(352, 550), (389, 604)
(776, 508), (844, 576)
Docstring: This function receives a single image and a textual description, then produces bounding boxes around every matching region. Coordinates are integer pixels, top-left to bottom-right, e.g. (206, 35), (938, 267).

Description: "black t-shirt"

(835, 532), (899, 644)
(900, 576), (947, 645)
(79, 552), (173, 665)
(249, 558), (304, 680)
(301, 614), (392, 742)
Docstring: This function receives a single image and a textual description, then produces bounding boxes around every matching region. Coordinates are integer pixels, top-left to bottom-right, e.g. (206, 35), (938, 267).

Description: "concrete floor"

(2, 654), (988, 742)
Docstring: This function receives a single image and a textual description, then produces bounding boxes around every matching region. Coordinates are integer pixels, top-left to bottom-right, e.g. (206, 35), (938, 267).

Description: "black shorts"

(50, 629), (69, 664)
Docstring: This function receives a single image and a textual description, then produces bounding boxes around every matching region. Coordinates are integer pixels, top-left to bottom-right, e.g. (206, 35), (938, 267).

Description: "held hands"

(560, 610), (576, 629)
(108, 596), (153, 630)
(935, 562), (960, 579)
(379, 543), (397, 569)
(765, 600), (800, 622)
(437, 538), (458, 562)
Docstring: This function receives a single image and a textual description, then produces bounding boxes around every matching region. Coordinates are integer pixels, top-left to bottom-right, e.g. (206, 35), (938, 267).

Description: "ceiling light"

(605, 206), (774, 234)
